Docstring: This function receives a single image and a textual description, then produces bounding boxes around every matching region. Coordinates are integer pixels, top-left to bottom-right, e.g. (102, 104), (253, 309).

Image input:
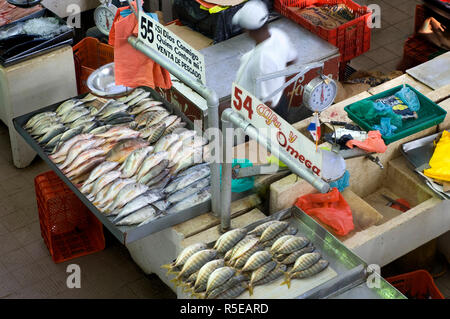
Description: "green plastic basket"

(344, 84), (447, 144)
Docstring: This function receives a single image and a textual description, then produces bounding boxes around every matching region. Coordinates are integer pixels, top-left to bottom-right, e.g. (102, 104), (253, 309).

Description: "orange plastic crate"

(73, 37), (114, 95)
(275, 0), (371, 62)
(386, 270), (444, 299)
(35, 171), (105, 263)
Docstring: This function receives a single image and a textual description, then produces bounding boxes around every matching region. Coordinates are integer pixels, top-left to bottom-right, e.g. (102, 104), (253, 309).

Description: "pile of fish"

(24, 89), (212, 227)
(162, 220), (329, 299)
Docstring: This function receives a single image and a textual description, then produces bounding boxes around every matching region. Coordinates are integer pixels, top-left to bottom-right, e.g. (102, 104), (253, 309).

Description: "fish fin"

(170, 277), (180, 285)
(248, 284), (254, 296)
(192, 292), (205, 299)
(280, 276), (291, 288)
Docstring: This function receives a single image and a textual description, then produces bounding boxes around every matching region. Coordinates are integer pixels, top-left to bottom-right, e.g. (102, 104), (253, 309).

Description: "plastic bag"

(424, 130), (450, 182)
(295, 188), (354, 236)
(346, 130), (388, 153)
(395, 86), (421, 112)
(373, 117), (397, 137)
(375, 94), (417, 120)
(348, 100), (403, 128)
(329, 170), (350, 192)
(220, 159), (255, 193)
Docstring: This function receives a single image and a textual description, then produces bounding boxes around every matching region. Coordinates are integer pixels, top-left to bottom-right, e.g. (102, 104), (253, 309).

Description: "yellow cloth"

(199, 4), (229, 13)
(424, 130), (450, 182)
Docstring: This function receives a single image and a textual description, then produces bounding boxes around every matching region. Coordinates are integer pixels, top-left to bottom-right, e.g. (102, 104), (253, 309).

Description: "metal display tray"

(13, 87), (216, 245)
(194, 206), (405, 299)
(0, 9), (74, 67)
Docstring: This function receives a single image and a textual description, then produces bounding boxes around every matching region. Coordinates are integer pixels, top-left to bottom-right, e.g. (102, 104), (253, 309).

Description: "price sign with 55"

(231, 83), (323, 177)
(138, 12), (206, 85)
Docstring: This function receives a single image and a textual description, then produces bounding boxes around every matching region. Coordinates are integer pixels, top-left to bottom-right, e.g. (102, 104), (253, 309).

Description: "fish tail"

(170, 277), (181, 285)
(280, 275), (291, 288)
(192, 292), (204, 299)
(160, 263), (173, 270)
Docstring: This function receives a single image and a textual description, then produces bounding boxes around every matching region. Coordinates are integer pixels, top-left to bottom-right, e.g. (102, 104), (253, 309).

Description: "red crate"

(386, 270), (444, 299)
(73, 37), (114, 95)
(35, 171), (105, 263)
(275, 0), (371, 62)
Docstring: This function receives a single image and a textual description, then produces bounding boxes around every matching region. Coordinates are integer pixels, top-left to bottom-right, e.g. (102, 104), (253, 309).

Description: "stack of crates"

(35, 171), (105, 263)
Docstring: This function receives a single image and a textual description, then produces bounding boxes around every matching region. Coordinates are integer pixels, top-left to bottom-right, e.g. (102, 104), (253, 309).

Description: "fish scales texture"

(249, 261), (277, 287)
(106, 138), (149, 163)
(145, 169), (170, 187)
(276, 236), (310, 255)
(113, 191), (163, 221)
(175, 162), (209, 178)
(59, 138), (105, 170)
(206, 274), (248, 299)
(232, 245), (263, 269)
(278, 245), (315, 264)
(253, 264), (287, 287)
(290, 252), (322, 273)
(148, 174), (171, 191)
(173, 243), (207, 269)
(104, 183), (149, 213)
(178, 249), (217, 279)
(229, 237), (259, 263)
(120, 146), (153, 178)
(166, 177), (210, 204)
(82, 161), (119, 187)
(248, 220), (279, 237)
(261, 226), (298, 248)
(241, 251), (272, 272)
(165, 166), (210, 194)
(138, 159), (169, 184)
(259, 221), (289, 243)
(283, 260), (329, 288)
(205, 267), (236, 294)
(146, 123), (167, 144)
(136, 151), (168, 180)
(93, 178), (136, 208)
(67, 156), (105, 179)
(270, 235), (296, 254)
(154, 134), (179, 153)
(215, 284), (247, 299)
(89, 170), (122, 198)
(115, 205), (157, 225)
(213, 228), (247, 254)
(63, 148), (105, 174)
(193, 259), (224, 293)
(166, 187), (211, 215)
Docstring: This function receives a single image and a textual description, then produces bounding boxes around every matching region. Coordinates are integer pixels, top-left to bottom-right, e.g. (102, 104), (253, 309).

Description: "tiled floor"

(351, 0), (424, 73)
(0, 0), (449, 300)
(0, 123), (174, 299)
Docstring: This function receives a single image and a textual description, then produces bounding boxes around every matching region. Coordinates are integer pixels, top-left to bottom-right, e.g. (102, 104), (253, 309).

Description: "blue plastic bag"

(220, 159), (255, 193)
(373, 117), (398, 137)
(395, 86), (420, 112)
(329, 170), (350, 192)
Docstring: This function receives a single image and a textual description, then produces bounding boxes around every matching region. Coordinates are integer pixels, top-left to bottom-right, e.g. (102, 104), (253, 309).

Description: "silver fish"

(81, 121), (99, 133)
(61, 107), (90, 124)
(66, 156), (105, 180)
(58, 138), (105, 170)
(140, 122), (165, 139)
(290, 252), (322, 274)
(282, 259), (329, 288)
(126, 91), (151, 107)
(80, 161), (119, 193)
(50, 134), (93, 160)
(215, 284), (247, 299)
(276, 237), (310, 255)
(232, 245), (263, 269)
(161, 243), (208, 274)
(89, 125), (112, 135)
(146, 111), (170, 127)
(151, 199), (170, 212)
(166, 177), (210, 205)
(241, 251), (273, 272)
(248, 220), (279, 237)
(70, 116), (96, 129)
(25, 112), (57, 129)
(164, 165), (210, 194)
(58, 127), (83, 144)
(120, 146), (154, 178)
(205, 267), (236, 295)
(229, 237), (259, 263)
(103, 183), (149, 214)
(45, 133), (64, 150)
(80, 93), (98, 103)
(88, 170), (122, 198)
(149, 175), (172, 191)
(166, 187), (211, 215)
(98, 104), (129, 120)
(31, 120), (62, 136)
(115, 205), (158, 226)
(253, 264), (287, 287)
(63, 148), (106, 174)
(162, 122), (186, 137)
(175, 163), (210, 178)
(248, 261), (277, 295)
(167, 140), (183, 162)
(170, 149), (204, 175)
(175, 249), (218, 282)
(146, 169), (170, 187)
(192, 259), (225, 293)
(138, 159), (169, 185)
(113, 190), (163, 221)
(93, 178), (136, 208)
(154, 134), (179, 153)
(55, 99), (83, 116)
(213, 228), (248, 255)
(178, 130), (197, 142)
(261, 226), (298, 248)
(130, 100), (163, 115)
(259, 221), (290, 243)
(277, 244), (316, 264)
(119, 88), (145, 103)
(38, 125), (66, 144)
(226, 235), (258, 262)
(270, 235), (296, 254)
(205, 274), (248, 299)
(136, 151), (168, 180)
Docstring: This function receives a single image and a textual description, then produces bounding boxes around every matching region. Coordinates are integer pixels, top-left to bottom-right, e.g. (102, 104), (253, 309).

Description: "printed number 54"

(233, 87), (253, 120)
(140, 16), (154, 43)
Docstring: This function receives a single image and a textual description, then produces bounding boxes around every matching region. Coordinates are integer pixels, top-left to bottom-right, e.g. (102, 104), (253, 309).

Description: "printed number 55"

(140, 16), (154, 43)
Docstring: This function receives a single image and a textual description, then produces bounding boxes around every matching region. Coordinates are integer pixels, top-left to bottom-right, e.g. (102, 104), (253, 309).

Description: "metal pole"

(128, 36), (221, 217)
(220, 116), (233, 232)
(222, 109), (330, 194)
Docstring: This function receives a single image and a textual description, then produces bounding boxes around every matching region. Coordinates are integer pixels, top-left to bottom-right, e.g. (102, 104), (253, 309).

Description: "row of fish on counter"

(162, 220), (330, 299)
(24, 88), (212, 227)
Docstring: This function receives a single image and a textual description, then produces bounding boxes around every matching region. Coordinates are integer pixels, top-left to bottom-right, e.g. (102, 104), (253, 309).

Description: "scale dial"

(303, 75), (337, 113)
(94, 3), (118, 36)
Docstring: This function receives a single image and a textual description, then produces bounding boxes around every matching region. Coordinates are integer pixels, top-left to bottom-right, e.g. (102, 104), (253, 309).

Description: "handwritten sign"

(231, 83), (323, 177)
(138, 12), (206, 85)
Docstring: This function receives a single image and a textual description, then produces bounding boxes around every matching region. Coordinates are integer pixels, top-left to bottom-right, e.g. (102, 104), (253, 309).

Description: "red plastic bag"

(295, 188), (354, 236)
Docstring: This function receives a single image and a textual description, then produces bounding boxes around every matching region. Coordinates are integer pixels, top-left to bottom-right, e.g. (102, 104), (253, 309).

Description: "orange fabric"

(295, 188), (354, 236)
(196, 0), (216, 8)
(345, 130), (387, 154)
(108, 2), (172, 89)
